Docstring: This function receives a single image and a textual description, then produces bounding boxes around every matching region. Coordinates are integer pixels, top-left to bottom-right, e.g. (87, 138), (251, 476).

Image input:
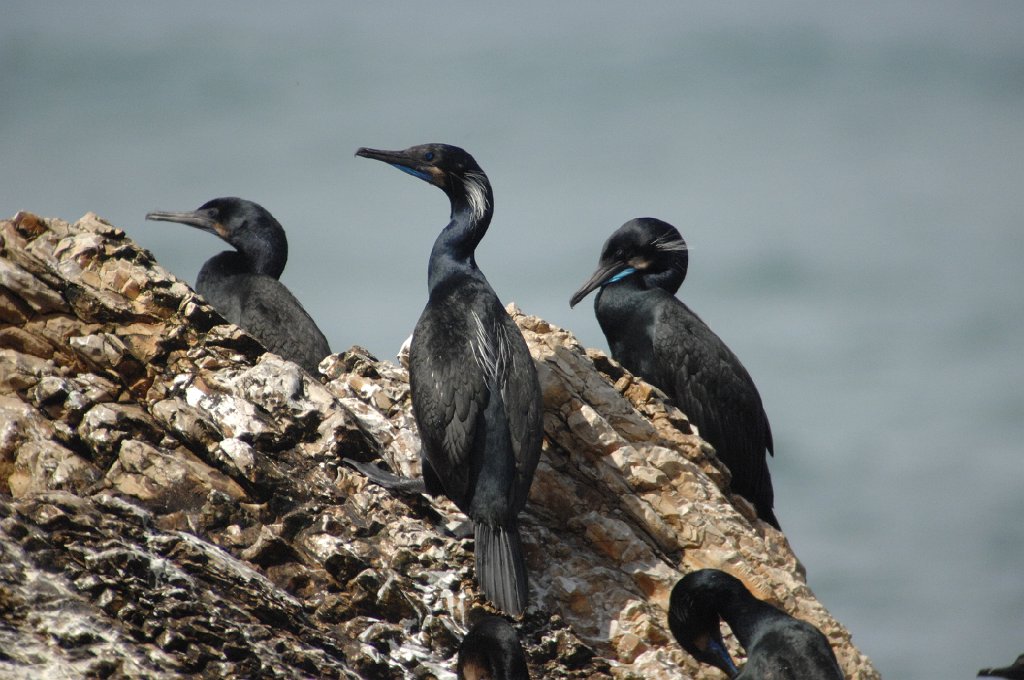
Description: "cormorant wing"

(410, 283), (542, 513)
(652, 296), (775, 512)
(409, 293), (490, 506)
(492, 305), (544, 511)
(738, 622), (844, 680)
(236, 275), (332, 375)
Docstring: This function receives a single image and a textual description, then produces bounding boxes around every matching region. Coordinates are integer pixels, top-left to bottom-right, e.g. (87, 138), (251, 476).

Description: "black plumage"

(570, 217), (778, 528)
(457, 615), (531, 680)
(669, 569), (843, 679)
(356, 143), (543, 616)
(979, 654), (1024, 679)
(146, 197), (331, 375)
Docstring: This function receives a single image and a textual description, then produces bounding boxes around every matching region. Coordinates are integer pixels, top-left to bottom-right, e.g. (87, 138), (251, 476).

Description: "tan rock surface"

(0, 211), (879, 679)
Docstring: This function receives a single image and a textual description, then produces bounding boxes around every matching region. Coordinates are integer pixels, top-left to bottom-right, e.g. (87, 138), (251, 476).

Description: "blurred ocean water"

(3, 3), (1022, 678)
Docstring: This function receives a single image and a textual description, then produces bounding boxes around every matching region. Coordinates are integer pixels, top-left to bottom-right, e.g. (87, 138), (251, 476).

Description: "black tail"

(475, 522), (528, 616)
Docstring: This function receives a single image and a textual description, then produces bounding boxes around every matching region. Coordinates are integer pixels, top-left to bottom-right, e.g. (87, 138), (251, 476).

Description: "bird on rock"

(356, 143), (543, 616)
(570, 217), (778, 527)
(458, 614), (531, 680)
(146, 197), (331, 375)
(669, 569), (843, 679)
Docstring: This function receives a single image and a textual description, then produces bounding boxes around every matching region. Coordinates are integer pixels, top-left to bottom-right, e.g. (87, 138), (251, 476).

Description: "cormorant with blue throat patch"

(669, 569), (843, 679)
(458, 615), (530, 680)
(356, 143), (543, 617)
(146, 197), (331, 375)
(570, 218), (778, 528)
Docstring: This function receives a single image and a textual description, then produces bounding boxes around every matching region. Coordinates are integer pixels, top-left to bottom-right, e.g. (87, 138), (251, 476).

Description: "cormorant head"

(356, 143), (492, 223)
(569, 217), (688, 307)
(668, 571), (740, 678)
(457, 614), (530, 680)
(146, 197), (287, 278)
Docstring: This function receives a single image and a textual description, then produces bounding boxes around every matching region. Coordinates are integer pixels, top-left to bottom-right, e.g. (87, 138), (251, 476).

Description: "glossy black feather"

(669, 569), (843, 679)
(357, 144), (543, 616)
(571, 217), (777, 527)
(146, 197), (330, 374)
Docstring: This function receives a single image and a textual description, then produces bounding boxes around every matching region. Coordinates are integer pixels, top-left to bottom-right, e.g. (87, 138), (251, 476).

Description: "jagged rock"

(0, 211), (880, 679)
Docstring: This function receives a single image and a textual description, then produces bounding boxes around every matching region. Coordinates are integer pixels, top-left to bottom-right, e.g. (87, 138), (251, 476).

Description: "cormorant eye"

(424, 151), (435, 161)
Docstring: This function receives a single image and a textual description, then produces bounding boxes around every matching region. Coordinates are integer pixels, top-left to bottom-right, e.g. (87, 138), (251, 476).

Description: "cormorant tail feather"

(475, 521), (528, 616)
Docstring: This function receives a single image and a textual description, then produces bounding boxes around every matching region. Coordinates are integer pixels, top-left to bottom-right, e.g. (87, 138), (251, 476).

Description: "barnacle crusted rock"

(0, 212), (879, 679)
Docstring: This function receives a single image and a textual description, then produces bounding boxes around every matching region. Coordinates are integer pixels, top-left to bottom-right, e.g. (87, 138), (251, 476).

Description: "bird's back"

(598, 283), (776, 526)
(738, 617), (844, 680)
(651, 295), (775, 518)
(196, 253), (331, 375)
(238, 276), (331, 374)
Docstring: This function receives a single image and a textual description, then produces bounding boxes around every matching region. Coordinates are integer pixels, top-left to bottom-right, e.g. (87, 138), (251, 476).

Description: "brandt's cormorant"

(669, 569), (843, 679)
(146, 197), (331, 375)
(458, 615), (531, 680)
(356, 144), (543, 616)
(979, 654), (1024, 679)
(570, 218), (778, 527)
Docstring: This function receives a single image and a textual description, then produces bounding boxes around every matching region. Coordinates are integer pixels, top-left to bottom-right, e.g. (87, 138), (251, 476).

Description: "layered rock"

(0, 212), (879, 679)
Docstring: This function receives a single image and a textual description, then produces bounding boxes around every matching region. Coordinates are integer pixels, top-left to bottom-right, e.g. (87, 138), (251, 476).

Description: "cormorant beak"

(569, 259), (632, 308)
(706, 637), (740, 678)
(145, 209), (226, 239)
(356, 147), (439, 185)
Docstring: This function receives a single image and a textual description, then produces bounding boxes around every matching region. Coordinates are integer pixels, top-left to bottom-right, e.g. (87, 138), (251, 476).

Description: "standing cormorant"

(669, 569), (843, 679)
(356, 143), (543, 616)
(458, 615), (531, 680)
(570, 218), (778, 528)
(979, 654), (1024, 679)
(146, 197), (331, 375)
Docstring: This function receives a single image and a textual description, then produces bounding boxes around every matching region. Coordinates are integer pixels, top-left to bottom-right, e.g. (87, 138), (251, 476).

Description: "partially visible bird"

(458, 615), (531, 680)
(146, 197), (331, 375)
(356, 143), (543, 616)
(570, 217), (778, 527)
(979, 654), (1024, 679)
(669, 569), (843, 679)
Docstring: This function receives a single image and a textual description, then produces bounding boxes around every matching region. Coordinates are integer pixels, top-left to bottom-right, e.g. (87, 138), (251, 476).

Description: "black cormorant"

(356, 144), (543, 616)
(458, 615), (531, 680)
(979, 654), (1024, 679)
(570, 217), (778, 528)
(669, 569), (843, 679)
(146, 197), (331, 375)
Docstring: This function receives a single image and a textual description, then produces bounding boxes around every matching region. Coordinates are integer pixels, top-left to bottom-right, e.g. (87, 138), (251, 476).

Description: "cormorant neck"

(426, 177), (494, 294)
(714, 586), (780, 650)
(642, 261), (686, 295)
(450, 169), (493, 230)
(233, 227), (288, 279)
(595, 270), (647, 308)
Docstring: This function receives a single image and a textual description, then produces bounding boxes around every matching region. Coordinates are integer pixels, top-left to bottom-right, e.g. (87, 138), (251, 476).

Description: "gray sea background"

(3, 3), (1022, 678)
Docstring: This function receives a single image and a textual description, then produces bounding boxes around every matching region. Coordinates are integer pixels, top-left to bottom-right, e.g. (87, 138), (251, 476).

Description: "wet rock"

(0, 212), (879, 679)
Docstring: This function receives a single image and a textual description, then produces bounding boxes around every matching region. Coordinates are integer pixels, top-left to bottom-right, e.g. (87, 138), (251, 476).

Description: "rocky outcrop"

(0, 212), (879, 679)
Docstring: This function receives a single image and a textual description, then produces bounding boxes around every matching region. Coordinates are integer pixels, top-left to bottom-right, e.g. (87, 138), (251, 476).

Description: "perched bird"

(669, 569), (843, 679)
(979, 654), (1024, 679)
(146, 197), (331, 375)
(356, 143), (543, 616)
(458, 615), (531, 680)
(570, 218), (778, 527)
